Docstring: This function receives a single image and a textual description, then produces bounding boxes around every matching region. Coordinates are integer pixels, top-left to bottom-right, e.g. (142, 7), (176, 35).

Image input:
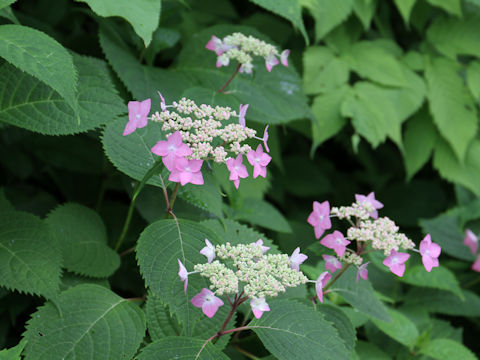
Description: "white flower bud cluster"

(331, 202), (371, 220)
(341, 251), (363, 266)
(194, 261), (238, 295)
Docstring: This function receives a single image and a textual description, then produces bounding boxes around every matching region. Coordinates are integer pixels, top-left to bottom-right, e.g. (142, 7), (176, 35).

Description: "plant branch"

(217, 63), (241, 93)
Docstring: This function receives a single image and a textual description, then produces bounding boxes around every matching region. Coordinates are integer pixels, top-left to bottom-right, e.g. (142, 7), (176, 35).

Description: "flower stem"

(323, 263), (351, 292)
(168, 183), (180, 214)
(234, 345), (259, 360)
(217, 63), (241, 93)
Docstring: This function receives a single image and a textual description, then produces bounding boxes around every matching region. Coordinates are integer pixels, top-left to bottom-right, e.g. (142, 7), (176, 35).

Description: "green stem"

(114, 159), (164, 251)
(323, 263), (351, 292)
(217, 63), (241, 93)
(168, 183), (180, 213)
(463, 276), (480, 289)
(234, 345), (259, 360)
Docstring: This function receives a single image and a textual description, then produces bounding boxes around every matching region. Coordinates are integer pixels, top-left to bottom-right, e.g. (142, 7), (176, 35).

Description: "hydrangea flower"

(247, 144), (272, 178)
(356, 262), (369, 282)
(250, 297), (270, 319)
(205, 35), (227, 55)
(289, 247), (308, 271)
(464, 229), (478, 255)
(157, 91), (167, 111)
(419, 234), (441, 272)
(322, 255), (342, 273)
(280, 49), (290, 66)
(255, 239), (270, 254)
(226, 154), (249, 189)
(238, 104), (249, 128)
(123, 99), (151, 136)
(320, 230), (350, 257)
(200, 239), (216, 263)
(178, 259), (188, 294)
(151, 131), (193, 171)
(383, 250), (410, 277)
(169, 158), (204, 185)
(191, 288), (224, 318)
(307, 201), (332, 239)
(473, 254), (480, 272)
(355, 192), (384, 219)
(315, 271), (331, 303)
(265, 54), (279, 72)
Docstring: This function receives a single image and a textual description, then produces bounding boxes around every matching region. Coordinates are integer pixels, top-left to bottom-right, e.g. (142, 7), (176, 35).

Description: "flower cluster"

(463, 229), (480, 272)
(206, 33), (290, 73)
(307, 192), (442, 280)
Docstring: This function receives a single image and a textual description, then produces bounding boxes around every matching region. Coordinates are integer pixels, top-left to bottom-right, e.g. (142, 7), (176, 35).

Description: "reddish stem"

(217, 64), (241, 93)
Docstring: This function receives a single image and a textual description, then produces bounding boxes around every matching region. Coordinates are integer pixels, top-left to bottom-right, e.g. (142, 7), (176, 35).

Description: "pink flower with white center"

(246, 144), (272, 179)
(169, 158), (204, 186)
(464, 229), (478, 255)
(473, 254), (480, 272)
(191, 288), (224, 318)
(178, 259), (188, 294)
(355, 192), (384, 219)
(250, 297), (270, 319)
(265, 54), (279, 72)
(320, 230), (350, 257)
(157, 91), (167, 111)
(200, 239), (216, 263)
(289, 247), (308, 271)
(238, 104), (249, 128)
(322, 255), (342, 273)
(307, 201), (332, 239)
(151, 131), (193, 171)
(383, 250), (410, 277)
(254, 125), (270, 153)
(123, 98), (151, 136)
(315, 271), (331, 303)
(205, 35), (225, 55)
(356, 262), (369, 282)
(280, 49), (290, 67)
(216, 54), (230, 68)
(255, 239), (270, 254)
(419, 234), (441, 272)
(226, 154), (249, 189)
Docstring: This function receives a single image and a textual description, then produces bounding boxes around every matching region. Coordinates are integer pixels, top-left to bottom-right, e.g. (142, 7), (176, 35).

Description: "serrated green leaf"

(59, 272), (110, 292)
(0, 210), (61, 299)
(334, 267), (391, 322)
(0, 339), (26, 360)
(46, 203), (120, 278)
(401, 265), (463, 298)
(24, 284), (146, 360)
(78, 0), (160, 46)
(430, 319), (463, 342)
(146, 294), (181, 340)
(302, 0), (353, 41)
(178, 173), (224, 219)
(426, 0), (462, 16)
(467, 61), (480, 102)
(0, 24), (78, 116)
(394, 0), (417, 24)
(0, 54), (124, 135)
(249, 0), (308, 44)
(0, 5), (18, 24)
(137, 337), (229, 360)
(317, 304), (356, 351)
(303, 46), (349, 95)
(249, 299), (350, 360)
(420, 339), (477, 360)
(355, 340), (390, 360)
(233, 198), (292, 233)
(353, 0), (377, 29)
(371, 308), (419, 348)
(0, 0), (17, 10)
(0, 188), (14, 212)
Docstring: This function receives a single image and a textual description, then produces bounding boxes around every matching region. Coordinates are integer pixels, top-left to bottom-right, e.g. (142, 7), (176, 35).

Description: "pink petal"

(158, 91), (167, 111)
(280, 49), (290, 67)
(233, 179), (240, 189)
(472, 255), (480, 272)
(263, 125), (270, 153)
(315, 271), (331, 303)
(128, 101), (141, 123)
(314, 226), (326, 240)
(161, 154), (179, 171)
(464, 229), (478, 255)
(179, 171), (192, 186)
(190, 171), (204, 185)
(123, 121), (137, 136)
(151, 141), (169, 156)
(168, 131), (183, 146)
(139, 98), (151, 116)
(191, 288), (209, 308)
(188, 159), (203, 173)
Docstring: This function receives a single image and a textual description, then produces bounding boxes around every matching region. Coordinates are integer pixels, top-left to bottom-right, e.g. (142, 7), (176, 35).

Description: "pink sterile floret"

(280, 49), (290, 67)
(255, 239), (270, 254)
(307, 200), (332, 239)
(205, 35), (226, 55)
(250, 297), (270, 319)
(419, 234), (441, 272)
(356, 262), (369, 282)
(464, 229), (478, 255)
(247, 144), (272, 179)
(265, 54), (279, 72)
(322, 255), (342, 274)
(157, 91), (167, 111)
(123, 98), (151, 136)
(383, 250), (410, 277)
(151, 131), (192, 171)
(355, 192), (384, 219)
(178, 259), (188, 294)
(238, 104), (249, 128)
(473, 254), (480, 272)
(315, 271), (331, 303)
(320, 230), (350, 257)
(169, 158), (204, 186)
(262, 125), (270, 153)
(226, 154), (249, 189)
(200, 238), (216, 264)
(289, 247), (308, 271)
(191, 288), (224, 318)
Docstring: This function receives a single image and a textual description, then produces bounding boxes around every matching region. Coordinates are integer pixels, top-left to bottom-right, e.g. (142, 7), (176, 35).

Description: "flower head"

(473, 254), (480, 272)
(239, 104), (249, 128)
(123, 99), (151, 136)
(178, 259), (188, 294)
(464, 229), (478, 255)
(307, 201), (332, 239)
(191, 288), (224, 318)
(169, 158), (204, 186)
(265, 54), (279, 72)
(250, 297), (270, 319)
(356, 262), (369, 282)
(355, 192), (384, 219)
(280, 49), (290, 67)
(226, 154), (249, 189)
(151, 131), (192, 171)
(322, 255), (342, 273)
(289, 247), (308, 271)
(247, 144), (272, 178)
(255, 239), (270, 254)
(205, 35), (227, 55)
(315, 271), (331, 303)
(200, 239), (216, 263)
(419, 234), (441, 272)
(383, 250), (410, 277)
(157, 91), (167, 111)
(320, 230), (350, 257)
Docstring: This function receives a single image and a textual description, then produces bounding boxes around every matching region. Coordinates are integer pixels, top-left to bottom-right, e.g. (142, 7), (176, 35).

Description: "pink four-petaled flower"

(307, 200), (332, 239)
(322, 255), (342, 273)
(169, 158), (204, 186)
(383, 250), (410, 277)
(320, 230), (350, 257)
(177, 259), (188, 294)
(315, 271), (331, 303)
(355, 192), (384, 219)
(289, 247), (308, 271)
(464, 229), (478, 255)
(191, 288), (224, 318)
(205, 35), (226, 55)
(247, 144), (272, 179)
(356, 262), (369, 282)
(238, 104), (249, 128)
(200, 239), (216, 264)
(419, 234), (441, 272)
(265, 54), (279, 72)
(123, 99), (151, 136)
(473, 254), (480, 272)
(226, 154), (249, 189)
(250, 297), (270, 319)
(151, 131), (192, 171)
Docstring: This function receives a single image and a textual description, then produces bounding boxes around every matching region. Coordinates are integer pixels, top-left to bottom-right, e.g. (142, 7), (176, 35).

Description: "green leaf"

(0, 24), (78, 116)
(371, 308), (419, 348)
(427, 15), (480, 59)
(401, 265), (463, 298)
(249, 0), (309, 44)
(394, 0), (417, 24)
(46, 203), (120, 278)
(146, 294), (181, 340)
(59, 272), (110, 292)
(0, 188), (14, 212)
(467, 61), (480, 102)
(24, 284), (146, 360)
(0, 0), (17, 10)
(425, 57), (477, 161)
(0, 54), (124, 135)
(355, 340), (390, 360)
(0, 340), (27, 360)
(302, 46), (349, 95)
(403, 108), (437, 180)
(0, 5), (19, 24)
(178, 173), (224, 219)
(77, 0), (160, 46)
(426, 0), (462, 16)
(317, 304), (356, 351)
(420, 339), (478, 360)
(334, 266), (391, 322)
(137, 337), (229, 360)
(250, 299), (350, 360)
(233, 198), (292, 233)
(302, 0), (354, 41)
(353, 0), (377, 29)
(0, 210), (61, 299)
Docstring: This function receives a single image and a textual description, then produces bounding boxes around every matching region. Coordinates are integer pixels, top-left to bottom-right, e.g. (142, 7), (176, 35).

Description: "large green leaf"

(249, 299), (350, 360)
(233, 198), (292, 233)
(371, 308), (419, 348)
(0, 54), (124, 135)
(0, 24), (78, 116)
(401, 265), (463, 298)
(317, 304), (356, 351)
(0, 0), (17, 10)
(77, 0), (160, 46)
(46, 203), (120, 278)
(24, 284), (146, 360)
(420, 339), (478, 360)
(0, 340), (26, 360)
(0, 210), (61, 299)
(426, 0), (462, 16)
(467, 61), (480, 102)
(394, 0), (417, 24)
(426, 57), (477, 161)
(137, 337), (229, 360)
(353, 0), (377, 29)
(355, 341), (390, 360)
